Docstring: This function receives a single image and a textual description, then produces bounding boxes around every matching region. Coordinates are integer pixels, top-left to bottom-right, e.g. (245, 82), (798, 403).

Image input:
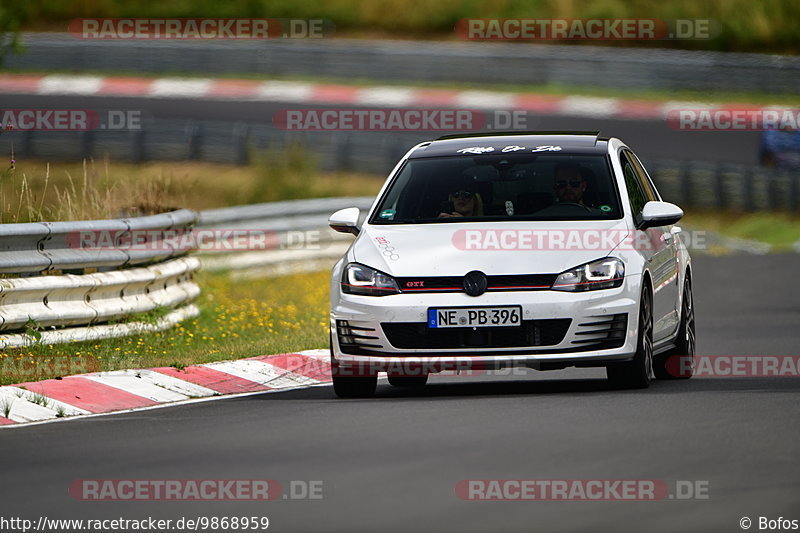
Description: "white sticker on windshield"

(457, 146), (495, 154)
(501, 145), (526, 152)
(531, 145), (562, 152)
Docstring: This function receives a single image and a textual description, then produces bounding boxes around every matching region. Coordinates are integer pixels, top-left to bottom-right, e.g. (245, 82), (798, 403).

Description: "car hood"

(353, 220), (631, 276)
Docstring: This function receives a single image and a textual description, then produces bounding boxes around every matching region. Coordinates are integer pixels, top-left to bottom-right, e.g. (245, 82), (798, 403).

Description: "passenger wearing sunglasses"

(438, 179), (484, 218)
(553, 162), (589, 205)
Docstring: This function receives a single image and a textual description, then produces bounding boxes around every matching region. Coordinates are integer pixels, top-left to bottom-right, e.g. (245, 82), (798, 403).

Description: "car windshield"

(369, 153), (622, 224)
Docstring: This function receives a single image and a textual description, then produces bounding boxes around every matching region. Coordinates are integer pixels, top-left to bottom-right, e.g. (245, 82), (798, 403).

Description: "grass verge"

(0, 152), (382, 223)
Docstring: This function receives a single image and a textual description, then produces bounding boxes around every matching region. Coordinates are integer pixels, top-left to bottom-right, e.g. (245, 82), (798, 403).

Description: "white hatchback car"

(328, 132), (695, 398)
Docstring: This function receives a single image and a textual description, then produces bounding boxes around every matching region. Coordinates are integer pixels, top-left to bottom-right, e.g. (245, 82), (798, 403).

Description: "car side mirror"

(329, 207), (361, 235)
(638, 201), (683, 229)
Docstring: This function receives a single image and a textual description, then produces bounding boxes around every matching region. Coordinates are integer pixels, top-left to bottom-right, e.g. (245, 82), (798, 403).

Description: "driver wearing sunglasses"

(553, 162), (588, 205)
(438, 178), (484, 218)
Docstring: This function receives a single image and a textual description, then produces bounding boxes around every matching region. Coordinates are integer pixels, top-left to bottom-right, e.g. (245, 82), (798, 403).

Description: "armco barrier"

(0, 209), (197, 274)
(0, 257), (200, 332)
(196, 196), (371, 273)
(0, 209), (200, 347)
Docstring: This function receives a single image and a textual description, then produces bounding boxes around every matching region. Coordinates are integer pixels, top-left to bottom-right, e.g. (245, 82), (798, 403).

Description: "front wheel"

(331, 331), (377, 398)
(332, 372), (378, 398)
(607, 286), (654, 389)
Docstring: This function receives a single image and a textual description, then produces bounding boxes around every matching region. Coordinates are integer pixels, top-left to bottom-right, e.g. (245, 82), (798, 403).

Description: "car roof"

(408, 131), (609, 159)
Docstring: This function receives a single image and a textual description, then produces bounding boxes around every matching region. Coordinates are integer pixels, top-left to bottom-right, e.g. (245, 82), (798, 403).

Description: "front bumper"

(330, 280), (641, 370)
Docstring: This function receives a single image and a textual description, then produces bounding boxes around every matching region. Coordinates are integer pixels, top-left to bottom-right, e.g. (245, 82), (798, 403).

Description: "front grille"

(571, 313), (628, 350)
(395, 274), (558, 293)
(382, 319), (571, 349)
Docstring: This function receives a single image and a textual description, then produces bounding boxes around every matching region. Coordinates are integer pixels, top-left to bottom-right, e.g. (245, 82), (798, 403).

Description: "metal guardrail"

(0, 257), (199, 331)
(0, 209), (197, 274)
(8, 33), (800, 94)
(196, 197), (370, 273)
(0, 209), (201, 347)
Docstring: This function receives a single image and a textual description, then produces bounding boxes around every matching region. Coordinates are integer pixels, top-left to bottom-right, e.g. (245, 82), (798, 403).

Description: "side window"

(627, 152), (659, 201)
(620, 152), (646, 218)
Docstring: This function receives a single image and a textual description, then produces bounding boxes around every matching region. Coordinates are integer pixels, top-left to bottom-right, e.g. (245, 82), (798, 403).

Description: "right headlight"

(551, 257), (625, 292)
(341, 263), (400, 296)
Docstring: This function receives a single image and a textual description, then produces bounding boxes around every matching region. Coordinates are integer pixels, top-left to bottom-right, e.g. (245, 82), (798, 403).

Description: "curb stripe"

(0, 74), (774, 122)
(207, 359), (319, 388)
(17, 377), (158, 412)
(206, 79), (264, 99)
(82, 372), (191, 402)
(1, 352), (331, 427)
(152, 366), (270, 394)
(415, 89), (463, 107)
(149, 78), (213, 98)
(39, 75), (104, 95)
(514, 94), (562, 113)
(255, 353), (333, 382)
(311, 84), (359, 104)
(97, 77), (154, 96)
(0, 74), (47, 93)
(0, 387), (65, 423)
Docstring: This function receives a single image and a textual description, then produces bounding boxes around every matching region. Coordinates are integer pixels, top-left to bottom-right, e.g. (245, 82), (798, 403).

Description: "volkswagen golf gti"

(328, 132), (695, 398)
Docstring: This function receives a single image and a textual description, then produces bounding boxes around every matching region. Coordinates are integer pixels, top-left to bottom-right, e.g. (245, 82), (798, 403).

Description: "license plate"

(428, 306), (522, 328)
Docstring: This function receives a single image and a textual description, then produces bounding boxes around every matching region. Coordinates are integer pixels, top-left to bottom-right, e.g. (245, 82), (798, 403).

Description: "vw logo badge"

(463, 270), (488, 297)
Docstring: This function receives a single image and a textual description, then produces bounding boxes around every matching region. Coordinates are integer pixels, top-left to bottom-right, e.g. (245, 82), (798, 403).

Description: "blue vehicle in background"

(759, 128), (800, 168)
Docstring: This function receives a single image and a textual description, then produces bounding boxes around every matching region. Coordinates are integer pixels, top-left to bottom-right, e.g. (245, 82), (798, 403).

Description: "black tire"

(333, 373), (378, 398)
(330, 331), (377, 398)
(388, 374), (428, 387)
(655, 273), (695, 379)
(607, 285), (654, 389)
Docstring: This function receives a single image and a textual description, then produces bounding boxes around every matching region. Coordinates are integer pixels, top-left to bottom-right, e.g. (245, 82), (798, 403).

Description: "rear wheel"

(607, 286), (654, 389)
(655, 273), (695, 379)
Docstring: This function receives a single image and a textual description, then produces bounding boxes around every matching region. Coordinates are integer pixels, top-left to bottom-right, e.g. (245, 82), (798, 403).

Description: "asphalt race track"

(1, 253), (798, 533)
(0, 93), (764, 165)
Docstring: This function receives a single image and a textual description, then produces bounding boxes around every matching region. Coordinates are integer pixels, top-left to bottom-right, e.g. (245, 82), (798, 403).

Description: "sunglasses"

(555, 180), (583, 189)
(451, 190), (474, 199)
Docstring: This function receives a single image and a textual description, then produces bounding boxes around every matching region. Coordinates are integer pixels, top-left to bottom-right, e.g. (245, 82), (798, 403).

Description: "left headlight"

(551, 257), (625, 292)
(341, 263), (400, 296)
